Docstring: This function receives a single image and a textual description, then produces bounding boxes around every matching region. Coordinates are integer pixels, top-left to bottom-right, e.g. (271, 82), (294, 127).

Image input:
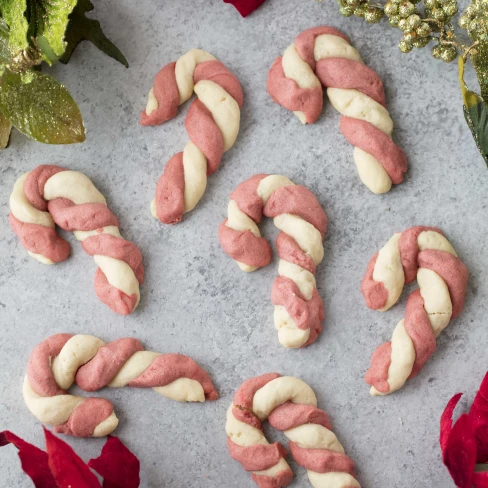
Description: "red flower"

(440, 373), (488, 487)
(223, 0), (267, 17)
(0, 431), (56, 488)
(0, 428), (140, 488)
(88, 436), (140, 488)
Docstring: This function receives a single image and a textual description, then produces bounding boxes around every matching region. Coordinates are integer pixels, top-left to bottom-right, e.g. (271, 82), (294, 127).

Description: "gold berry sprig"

(336, 0), (483, 63)
(337, 0), (384, 23)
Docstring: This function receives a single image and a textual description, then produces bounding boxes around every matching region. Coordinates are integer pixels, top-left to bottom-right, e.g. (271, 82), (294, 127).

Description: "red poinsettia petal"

(440, 393), (463, 460)
(88, 436), (140, 488)
(470, 373), (488, 463)
(474, 472), (488, 488)
(44, 428), (101, 488)
(0, 431), (56, 488)
(223, 0), (267, 17)
(443, 414), (477, 488)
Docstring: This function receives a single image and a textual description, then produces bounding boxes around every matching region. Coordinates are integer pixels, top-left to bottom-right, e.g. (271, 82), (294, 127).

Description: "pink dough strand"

(294, 26), (350, 70)
(48, 199), (119, 232)
(9, 213), (70, 263)
(264, 185), (327, 238)
(154, 152), (186, 224)
(316, 58), (386, 107)
(365, 342), (392, 393)
(93, 270), (139, 315)
(267, 57), (323, 124)
(218, 223), (272, 268)
(234, 373), (281, 410)
(24, 165), (65, 211)
(53, 398), (115, 437)
(75, 338), (145, 391)
(82, 234), (144, 284)
(194, 60), (244, 107)
(27, 333), (74, 397)
(418, 250), (468, 318)
(361, 253), (388, 310)
(230, 174), (268, 223)
(227, 439), (288, 471)
(251, 471), (294, 488)
(185, 99), (224, 175)
(268, 402), (331, 431)
(404, 290), (436, 379)
(340, 117), (407, 184)
(140, 62), (179, 126)
(398, 226), (444, 283)
(276, 233), (316, 274)
(232, 406), (264, 431)
(128, 353), (218, 400)
(271, 277), (324, 333)
(289, 441), (356, 475)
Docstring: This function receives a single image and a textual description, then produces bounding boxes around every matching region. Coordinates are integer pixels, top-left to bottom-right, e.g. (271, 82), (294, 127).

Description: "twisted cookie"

(9, 165), (144, 315)
(218, 175), (327, 348)
(362, 226), (468, 396)
(268, 26), (407, 194)
(141, 49), (243, 224)
(226, 373), (360, 488)
(23, 334), (218, 437)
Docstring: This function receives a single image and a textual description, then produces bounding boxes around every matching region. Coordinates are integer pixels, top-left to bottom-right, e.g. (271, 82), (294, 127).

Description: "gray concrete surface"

(0, 0), (485, 486)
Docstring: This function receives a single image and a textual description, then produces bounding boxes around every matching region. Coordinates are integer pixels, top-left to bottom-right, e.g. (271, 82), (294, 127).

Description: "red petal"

(44, 428), (101, 488)
(223, 0), (267, 17)
(474, 472), (488, 488)
(470, 373), (488, 463)
(88, 436), (140, 488)
(443, 414), (477, 488)
(440, 393), (463, 461)
(0, 431), (56, 488)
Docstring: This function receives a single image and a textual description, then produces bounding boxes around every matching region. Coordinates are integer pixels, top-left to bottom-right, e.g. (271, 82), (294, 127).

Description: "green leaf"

(0, 17), (10, 66)
(0, 109), (12, 149)
(472, 40), (488, 102)
(0, 0), (29, 54)
(462, 103), (488, 167)
(59, 0), (128, 67)
(1, 0), (77, 65)
(36, 35), (61, 64)
(0, 70), (85, 144)
(459, 56), (488, 167)
(25, 0), (77, 62)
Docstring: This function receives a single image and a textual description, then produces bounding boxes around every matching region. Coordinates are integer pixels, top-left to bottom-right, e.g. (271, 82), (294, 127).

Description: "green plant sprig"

(0, 0), (128, 148)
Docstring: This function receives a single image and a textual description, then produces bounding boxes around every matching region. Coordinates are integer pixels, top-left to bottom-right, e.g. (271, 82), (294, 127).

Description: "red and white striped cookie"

(361, 226), (468, 395)
(141, 49), (243, 224)
(219, 175), (327, 348)
(226, 373), (360, 488)
(9, 165), (144, 315)
(24, 334), (218, 437)
(268, 26), (407, 194)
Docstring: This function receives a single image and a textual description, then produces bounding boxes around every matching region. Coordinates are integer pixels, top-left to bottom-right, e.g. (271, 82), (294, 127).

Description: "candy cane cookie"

(218, 175), (327, 348)
(9, 165), (144, 315)
(23, 334), (218, 437)
(226, 373), (360, 488)
(268, 26), (407, 194)
(362, 226), (468, 396)
(141, 49), (243, 224)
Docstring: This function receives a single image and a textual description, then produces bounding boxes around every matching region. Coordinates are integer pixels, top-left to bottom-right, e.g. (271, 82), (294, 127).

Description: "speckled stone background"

(0, 0), (486, 486)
